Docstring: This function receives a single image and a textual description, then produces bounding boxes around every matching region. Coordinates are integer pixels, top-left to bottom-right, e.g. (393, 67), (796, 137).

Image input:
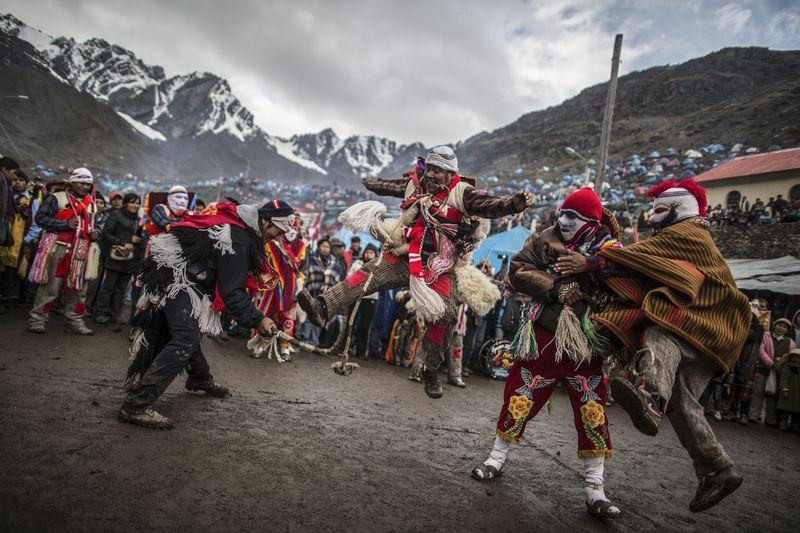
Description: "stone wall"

(711, 222), (800, 259)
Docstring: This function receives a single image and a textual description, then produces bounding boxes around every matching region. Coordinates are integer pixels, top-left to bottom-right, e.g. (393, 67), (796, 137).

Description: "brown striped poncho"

(594, 217), (750, 372)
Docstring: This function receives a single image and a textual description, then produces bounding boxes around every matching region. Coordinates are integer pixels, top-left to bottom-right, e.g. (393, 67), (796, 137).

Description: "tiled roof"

(696, 147), (800, 183)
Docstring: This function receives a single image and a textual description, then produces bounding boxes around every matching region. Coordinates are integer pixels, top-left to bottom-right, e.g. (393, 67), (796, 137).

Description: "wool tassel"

(409, 275), (446, 323)
(554, 305), (592, 365)
(338, 201), (391, 241)
(510, 316), (537, 361)
(84, 242), (101, 281)
(247, 334), (273, 359)
(205, 224), (234, 255)
(582, 309), (609, 355)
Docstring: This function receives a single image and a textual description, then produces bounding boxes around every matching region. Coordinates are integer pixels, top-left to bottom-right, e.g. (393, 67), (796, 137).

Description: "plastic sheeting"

(727, 256), (800, 295)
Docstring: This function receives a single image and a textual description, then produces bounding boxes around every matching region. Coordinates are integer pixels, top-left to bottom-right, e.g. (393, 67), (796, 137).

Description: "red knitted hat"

(560, 187), (602, 221)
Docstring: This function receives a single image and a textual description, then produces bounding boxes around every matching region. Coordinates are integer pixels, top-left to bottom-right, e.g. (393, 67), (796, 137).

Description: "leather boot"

(422, 366), (443, 399)
(297, 289), (328, 327)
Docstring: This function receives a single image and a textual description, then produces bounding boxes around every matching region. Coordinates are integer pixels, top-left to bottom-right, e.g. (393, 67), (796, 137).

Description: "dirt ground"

(1, 308), (799, 532)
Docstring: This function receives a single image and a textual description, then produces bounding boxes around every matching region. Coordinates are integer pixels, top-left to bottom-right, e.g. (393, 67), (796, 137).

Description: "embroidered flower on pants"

(508, 395), (533, 420)
(580, 400), (605, 429)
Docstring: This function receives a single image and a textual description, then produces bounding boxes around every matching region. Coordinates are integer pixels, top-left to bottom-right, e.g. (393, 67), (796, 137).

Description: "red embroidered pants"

(495, 326), (613, 458)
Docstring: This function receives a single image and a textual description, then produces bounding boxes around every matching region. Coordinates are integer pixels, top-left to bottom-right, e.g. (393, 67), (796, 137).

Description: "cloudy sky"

(5, 0), (800, 145)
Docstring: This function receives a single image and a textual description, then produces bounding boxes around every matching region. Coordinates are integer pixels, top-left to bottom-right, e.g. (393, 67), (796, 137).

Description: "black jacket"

(177, 224), (265, 330)
(101, 208), (144, 273)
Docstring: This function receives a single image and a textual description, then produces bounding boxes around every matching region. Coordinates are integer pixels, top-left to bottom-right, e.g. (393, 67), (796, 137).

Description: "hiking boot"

(118, 406), (174, 430)
(65, 323), (94, 336)
(421, 366), (443, 399)
(609, 376), (661, 436)
(712, 411), (722, 422)
(689, 467), (743, 513)
(297, 289), (327, 327)
(29, 323), (46, 334)
(737, 416), (749, 426)
(185, 381), (230, 398)
(94, 314), (110, 324)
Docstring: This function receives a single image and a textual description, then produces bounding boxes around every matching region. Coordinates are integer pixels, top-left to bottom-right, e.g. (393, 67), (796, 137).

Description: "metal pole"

(596, 34), (623, 190)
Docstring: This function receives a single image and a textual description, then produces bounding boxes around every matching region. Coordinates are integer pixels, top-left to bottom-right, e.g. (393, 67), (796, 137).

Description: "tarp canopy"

(726, 256), (800, 295)
(472, 225), (531, 272)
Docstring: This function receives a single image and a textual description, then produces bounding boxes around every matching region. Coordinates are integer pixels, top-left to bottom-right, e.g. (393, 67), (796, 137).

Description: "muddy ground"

(1, 308), (799, 532)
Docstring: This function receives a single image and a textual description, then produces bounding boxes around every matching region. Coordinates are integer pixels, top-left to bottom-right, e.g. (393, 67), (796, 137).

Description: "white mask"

(649, 187), (699, 230)
(284, 227), (298, 242)
(558, 212), (579, 242)
(168, 192), (189, 215)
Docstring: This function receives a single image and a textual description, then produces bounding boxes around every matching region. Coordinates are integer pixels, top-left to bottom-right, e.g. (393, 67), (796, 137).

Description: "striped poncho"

(594, 217), (750, 372)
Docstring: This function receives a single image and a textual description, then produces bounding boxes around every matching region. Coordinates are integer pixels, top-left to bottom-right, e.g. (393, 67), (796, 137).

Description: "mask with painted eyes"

(168, 192), (189, 215)
(283, 227), (298, 242)
(557, 209), (596, 245)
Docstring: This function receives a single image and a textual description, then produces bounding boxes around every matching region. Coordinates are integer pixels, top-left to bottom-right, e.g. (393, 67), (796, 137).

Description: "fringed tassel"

(247, 334), (275, 360)
(510, 317), (538, 361)
(84, 242), (101, 281)
(338, 201), (390, 242)
(582, 310), (609, 355)
(409, 275), (446, 323)
(149, 234), (192, 299)
(205, 224), (234, 255)
(554, 306), (592, 365)
(186, 288), (222, 336)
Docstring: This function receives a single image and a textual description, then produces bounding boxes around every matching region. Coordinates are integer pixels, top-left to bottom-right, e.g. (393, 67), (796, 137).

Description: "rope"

(331, 253), (384, 375)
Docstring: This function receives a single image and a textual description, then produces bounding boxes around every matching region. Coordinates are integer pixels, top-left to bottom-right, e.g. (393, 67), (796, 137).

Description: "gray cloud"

(5, 0), (799, 145)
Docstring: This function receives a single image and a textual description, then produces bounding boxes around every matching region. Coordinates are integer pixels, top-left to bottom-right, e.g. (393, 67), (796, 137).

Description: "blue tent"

(472, 225), (531, 272)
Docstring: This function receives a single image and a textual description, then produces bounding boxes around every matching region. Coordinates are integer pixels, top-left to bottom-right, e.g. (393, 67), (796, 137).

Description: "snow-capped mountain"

(1, 13), (426, 181)
(273, 128), (425, 178)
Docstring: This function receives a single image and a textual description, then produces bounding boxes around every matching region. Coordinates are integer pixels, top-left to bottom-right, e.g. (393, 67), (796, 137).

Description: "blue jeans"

(699, 380), (723, 412)
(301, 319), (321, 346)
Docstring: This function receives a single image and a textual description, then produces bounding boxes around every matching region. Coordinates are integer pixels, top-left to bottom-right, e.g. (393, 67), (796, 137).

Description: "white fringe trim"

(206, 224), (234, 255)
(84, 242), (101, 281)
(149, 233), (192, 299)
(409, 275), (446, 323)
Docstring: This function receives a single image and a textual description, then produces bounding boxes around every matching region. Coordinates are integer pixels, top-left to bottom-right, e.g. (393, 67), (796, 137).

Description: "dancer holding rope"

(119, 200), (294, 429)
(298, 146), (532, 398)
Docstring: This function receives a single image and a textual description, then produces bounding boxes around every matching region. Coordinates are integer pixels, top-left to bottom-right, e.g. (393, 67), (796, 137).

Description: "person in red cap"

(471, 187), (623, 519)
(556, 178), (751, 513)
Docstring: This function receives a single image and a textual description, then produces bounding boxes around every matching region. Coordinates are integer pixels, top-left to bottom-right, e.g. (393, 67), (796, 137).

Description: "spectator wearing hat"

(28, 167), (97, 335)
(301, 237), (342, 346)
(345, 236), (361, 270)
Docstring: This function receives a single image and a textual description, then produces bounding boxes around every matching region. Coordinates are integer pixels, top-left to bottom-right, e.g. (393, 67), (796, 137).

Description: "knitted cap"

(258, 199), (294, 219)
(560, 187), (602, 221)
(425, 145), (458, 173)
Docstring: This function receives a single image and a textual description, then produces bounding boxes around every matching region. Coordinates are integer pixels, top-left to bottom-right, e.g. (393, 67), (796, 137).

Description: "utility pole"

(596, 34), (623, 190)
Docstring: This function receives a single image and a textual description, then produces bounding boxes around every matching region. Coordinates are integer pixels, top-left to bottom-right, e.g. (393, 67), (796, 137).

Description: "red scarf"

(171, 203), (269, 314)
(400, 175), (463, 280)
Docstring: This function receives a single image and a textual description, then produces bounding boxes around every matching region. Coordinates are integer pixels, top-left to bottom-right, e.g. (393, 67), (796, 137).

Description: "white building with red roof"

(696, 147), (800, 210)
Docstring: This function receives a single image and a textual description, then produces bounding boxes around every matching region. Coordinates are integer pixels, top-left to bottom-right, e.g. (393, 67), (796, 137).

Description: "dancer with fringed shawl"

(119, 200), (294, 429)
(472, 188), (623, 520)
(556, 178), (750, 513)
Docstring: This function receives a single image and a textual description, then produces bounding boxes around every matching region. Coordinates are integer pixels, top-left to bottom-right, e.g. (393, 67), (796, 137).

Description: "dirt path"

(1, 308), (798, 532)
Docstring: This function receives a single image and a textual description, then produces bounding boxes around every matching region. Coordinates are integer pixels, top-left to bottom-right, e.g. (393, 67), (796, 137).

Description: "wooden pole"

(596, 34), (623, 190)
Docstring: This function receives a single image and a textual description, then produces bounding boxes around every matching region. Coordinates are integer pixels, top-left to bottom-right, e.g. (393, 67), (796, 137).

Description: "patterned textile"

(305, 251), (341, 298)
(495, 325), (613, 458)
(594, 217), (750, 372)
